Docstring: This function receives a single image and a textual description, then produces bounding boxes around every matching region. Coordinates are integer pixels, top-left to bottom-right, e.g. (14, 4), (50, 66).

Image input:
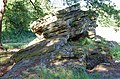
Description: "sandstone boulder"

(30, 4), (98, 40)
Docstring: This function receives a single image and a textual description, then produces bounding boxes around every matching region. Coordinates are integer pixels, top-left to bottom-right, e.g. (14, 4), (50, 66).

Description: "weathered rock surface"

(30, 4), (97, 40)
(1, 36), (112, 79)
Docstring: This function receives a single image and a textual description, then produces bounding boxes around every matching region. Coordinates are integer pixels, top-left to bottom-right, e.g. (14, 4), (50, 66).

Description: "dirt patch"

(88, 60), (120, 79)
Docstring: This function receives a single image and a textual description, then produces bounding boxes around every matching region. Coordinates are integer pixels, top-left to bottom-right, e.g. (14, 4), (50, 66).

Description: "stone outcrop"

(30, 4), (97, 40)
(0, 4), (112, 79)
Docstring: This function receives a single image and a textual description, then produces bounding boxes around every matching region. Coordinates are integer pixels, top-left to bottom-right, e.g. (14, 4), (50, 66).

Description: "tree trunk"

(0, 0), (7, 47)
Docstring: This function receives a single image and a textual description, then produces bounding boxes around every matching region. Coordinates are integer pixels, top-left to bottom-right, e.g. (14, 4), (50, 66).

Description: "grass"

(0, 31), (36, 64)
(110, 45), (120, 60)
(2, 31), (36, 49)
(3, 43), (27, 49)
(20, 66), (101, 79)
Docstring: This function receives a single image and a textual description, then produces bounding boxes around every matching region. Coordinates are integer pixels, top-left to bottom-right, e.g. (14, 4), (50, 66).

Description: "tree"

(0, 0), (7, 47)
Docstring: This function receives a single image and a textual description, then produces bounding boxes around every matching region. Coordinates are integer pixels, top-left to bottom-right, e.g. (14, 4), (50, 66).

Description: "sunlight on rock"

(74, 61), (81, 65)
(115, 60), (120, 63)
(46, 38), (60, 46)
(9, 49), (20, 52)
(44, 14), (57, 24)
(62, 59), (68, 62)
(94, 65), (108, 72)
(54, 61), (62, 65)
(30, 14), (58, 34)
(27, 36), (45, 47)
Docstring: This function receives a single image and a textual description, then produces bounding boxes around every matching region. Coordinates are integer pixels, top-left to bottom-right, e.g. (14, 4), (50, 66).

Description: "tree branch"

(29, 0), (37, 10)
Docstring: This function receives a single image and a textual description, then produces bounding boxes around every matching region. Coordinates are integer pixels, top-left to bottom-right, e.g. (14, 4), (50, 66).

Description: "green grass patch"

(110, 45), (120, 60)
(21, 66), (101, 79)
(2, 31), (36, 49)
(3, 43), (27, 49)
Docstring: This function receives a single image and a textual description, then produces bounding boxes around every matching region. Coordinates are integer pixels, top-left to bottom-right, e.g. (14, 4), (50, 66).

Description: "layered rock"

(13, 4), (99, 68)
(30, 4), (97, 40)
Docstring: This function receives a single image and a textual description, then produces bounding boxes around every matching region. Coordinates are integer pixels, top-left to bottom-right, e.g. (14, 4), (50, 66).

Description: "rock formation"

(1, 4), (112, 79)
(30, 4), (97, 41)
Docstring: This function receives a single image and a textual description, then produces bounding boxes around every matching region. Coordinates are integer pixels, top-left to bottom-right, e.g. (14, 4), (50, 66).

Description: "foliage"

(65, 0), (80, 5)
(3, 0), (49, 31)
(84, 0), (120, 27)
(2, 0), (50, 45)
(111, 45), (120, 60)
(64, 0), (120, 27)
(2, 30), (36, 49)
(3, 1), (30, 32)
(96, 3), (120, 27)
(79, 37), (94, 45)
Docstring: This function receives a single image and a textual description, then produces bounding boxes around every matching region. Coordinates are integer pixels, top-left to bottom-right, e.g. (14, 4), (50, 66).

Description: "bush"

(2, 0), (49, 46)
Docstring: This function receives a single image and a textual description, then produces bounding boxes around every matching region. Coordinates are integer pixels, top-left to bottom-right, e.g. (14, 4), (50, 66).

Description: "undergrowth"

(2, 31), (36, 49)
(20, 66), (101, 79)
(111, 45), (120, 60)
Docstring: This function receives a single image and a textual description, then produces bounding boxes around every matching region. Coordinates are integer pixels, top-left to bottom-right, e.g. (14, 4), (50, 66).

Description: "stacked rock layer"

(30, 4), (98, 40)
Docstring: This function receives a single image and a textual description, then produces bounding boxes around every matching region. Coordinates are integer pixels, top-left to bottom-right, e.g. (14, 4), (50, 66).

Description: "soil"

(88, 60), (120, 79)
(88, 26), (120, 79)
